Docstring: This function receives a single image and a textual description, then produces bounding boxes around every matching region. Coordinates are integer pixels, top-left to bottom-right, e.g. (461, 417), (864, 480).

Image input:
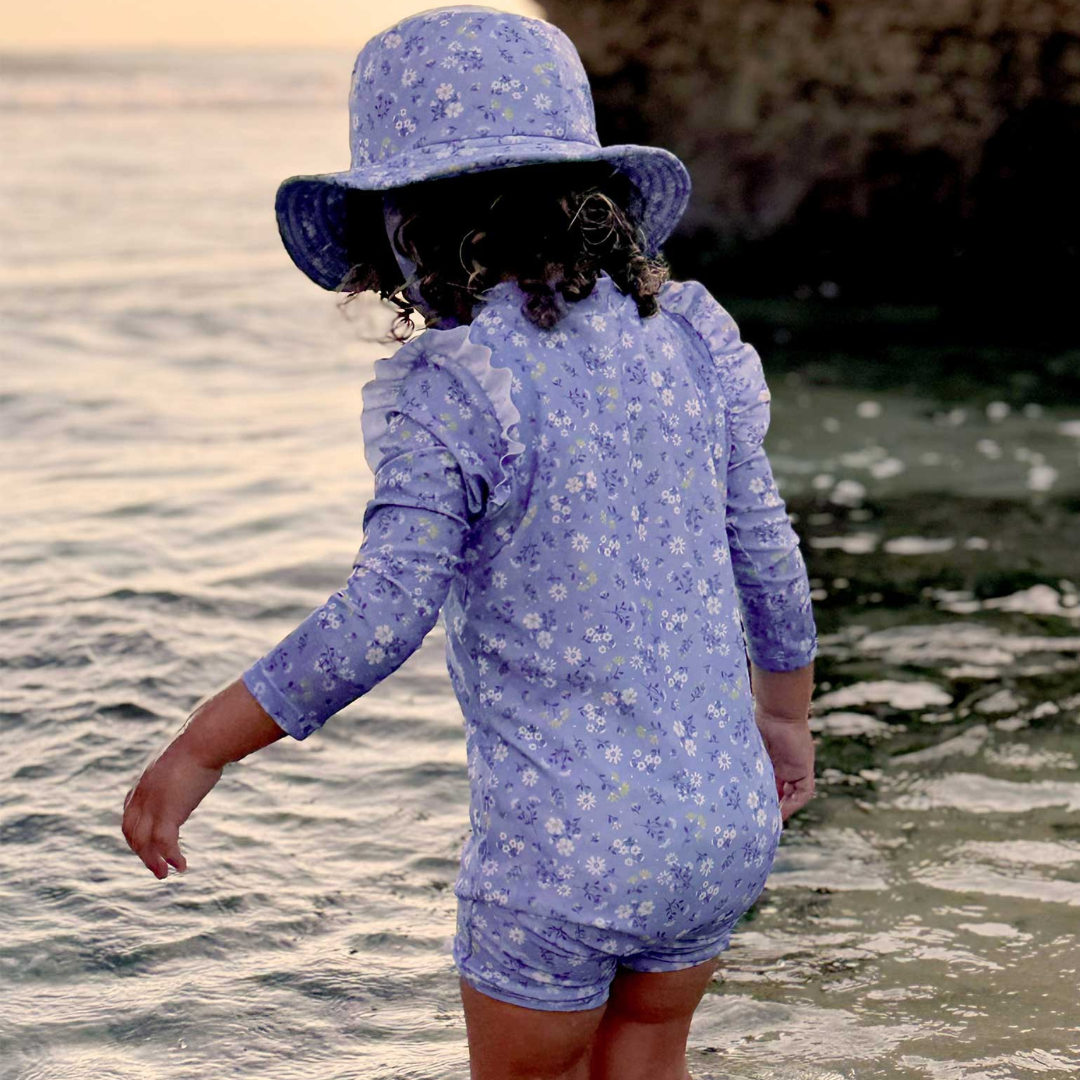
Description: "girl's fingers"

(143, 825), (182, 879)
(123, 798), (184, 879)
(130, 809), (154, 858)
(778, 777), (815, 820)
(133, 841), (166, 879)
(125, 822), (163, 878)
(785, 781), (815, 817)
(162, 836), (187, 874)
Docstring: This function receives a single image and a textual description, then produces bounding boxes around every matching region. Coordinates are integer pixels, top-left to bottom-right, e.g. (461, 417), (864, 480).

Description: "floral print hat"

(275, 4), (692, 291)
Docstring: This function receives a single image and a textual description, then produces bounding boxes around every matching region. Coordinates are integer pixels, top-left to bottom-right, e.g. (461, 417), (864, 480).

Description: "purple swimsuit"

(242, 271), (818, 1009)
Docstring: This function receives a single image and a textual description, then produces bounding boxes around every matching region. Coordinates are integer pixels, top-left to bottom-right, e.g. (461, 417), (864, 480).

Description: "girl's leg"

(588, 957), (721, 1080)
(459, 975), (609, 1080)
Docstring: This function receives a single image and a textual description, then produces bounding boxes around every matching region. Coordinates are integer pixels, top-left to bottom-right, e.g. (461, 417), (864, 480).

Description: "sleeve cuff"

(241, 663), (319, 741)
(747, 636), (819, 672)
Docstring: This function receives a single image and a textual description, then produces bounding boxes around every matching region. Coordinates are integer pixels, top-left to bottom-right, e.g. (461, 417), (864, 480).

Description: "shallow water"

(2, 50), (1079, 1080)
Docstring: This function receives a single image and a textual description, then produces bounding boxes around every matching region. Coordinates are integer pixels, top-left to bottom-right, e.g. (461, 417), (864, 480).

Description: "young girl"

(122, 7), (818, 1078)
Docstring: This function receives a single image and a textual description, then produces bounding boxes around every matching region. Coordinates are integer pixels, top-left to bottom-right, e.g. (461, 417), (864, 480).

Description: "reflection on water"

(2, 51), (1078, 1080)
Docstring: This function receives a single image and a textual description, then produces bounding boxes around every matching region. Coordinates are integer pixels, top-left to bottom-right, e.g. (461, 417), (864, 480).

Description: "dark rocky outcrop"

(541, 0), (1080, 325)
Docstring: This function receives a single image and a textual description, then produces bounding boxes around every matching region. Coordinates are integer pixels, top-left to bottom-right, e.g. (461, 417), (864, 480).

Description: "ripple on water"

(852, 622), (1080, 668)
(770, 828), (890, 892)
(815, 678), (953, 712)
(882, 771), (1080, 814)
(810, 711), (897, 737)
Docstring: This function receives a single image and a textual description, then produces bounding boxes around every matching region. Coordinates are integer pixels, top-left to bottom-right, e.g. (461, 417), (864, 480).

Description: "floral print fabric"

(453, 892), (739, 1012)
(351, 6), (600, 159)
(243, 272), (818, 941)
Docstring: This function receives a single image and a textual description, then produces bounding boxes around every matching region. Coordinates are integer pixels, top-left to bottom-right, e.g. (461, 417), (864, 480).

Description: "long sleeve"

(242, 325), (523, 740)
(720, 330), (818, 672)
(658, 279), (819, 673)
(241, 423), (473, 740)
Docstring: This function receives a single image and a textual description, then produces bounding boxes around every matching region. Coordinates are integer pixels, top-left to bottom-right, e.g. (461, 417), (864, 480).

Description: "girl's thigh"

(606, 954), (722, 1022)
(590, 959), (721, 1080)
(459, 974), (608, 1080)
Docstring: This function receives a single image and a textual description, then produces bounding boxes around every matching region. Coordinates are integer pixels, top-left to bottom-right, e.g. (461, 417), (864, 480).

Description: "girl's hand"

(755, 706), (816, 821)
(120, 677), (287, 880)
(121, 742), (222, 879)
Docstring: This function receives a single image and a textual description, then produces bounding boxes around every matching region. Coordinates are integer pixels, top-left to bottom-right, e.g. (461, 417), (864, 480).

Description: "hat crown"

(349, 6), (600, 168)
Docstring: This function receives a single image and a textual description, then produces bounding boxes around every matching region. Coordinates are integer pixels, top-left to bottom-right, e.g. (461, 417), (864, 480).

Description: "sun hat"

(275, 4), (692, 292)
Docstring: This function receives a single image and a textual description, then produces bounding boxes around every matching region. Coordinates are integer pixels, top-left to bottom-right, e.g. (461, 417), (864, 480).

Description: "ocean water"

(2, 50), (1080, 1080)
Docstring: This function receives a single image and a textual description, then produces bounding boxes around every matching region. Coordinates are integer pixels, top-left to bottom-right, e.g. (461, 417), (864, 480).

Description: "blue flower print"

(430, 82), (463, 121)
(442, 40), (485, 74)
(373, 89), (397, 121)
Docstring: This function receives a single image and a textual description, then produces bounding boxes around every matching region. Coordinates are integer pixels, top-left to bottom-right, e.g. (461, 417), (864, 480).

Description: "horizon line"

(1, 43), (361, 55)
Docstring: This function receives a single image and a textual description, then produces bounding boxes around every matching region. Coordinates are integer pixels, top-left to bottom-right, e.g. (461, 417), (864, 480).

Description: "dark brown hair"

(336, 160), (672, 342)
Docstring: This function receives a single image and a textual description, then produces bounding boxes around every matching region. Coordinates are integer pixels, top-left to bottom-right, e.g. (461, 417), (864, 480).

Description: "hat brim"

(274, 136), (691, 292)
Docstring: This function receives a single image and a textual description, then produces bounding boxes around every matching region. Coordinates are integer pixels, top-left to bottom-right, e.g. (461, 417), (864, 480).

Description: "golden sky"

(4, 0), (545, 50)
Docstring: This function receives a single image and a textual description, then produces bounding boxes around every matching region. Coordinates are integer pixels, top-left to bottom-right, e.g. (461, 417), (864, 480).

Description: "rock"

(542, 0), (1080, 316)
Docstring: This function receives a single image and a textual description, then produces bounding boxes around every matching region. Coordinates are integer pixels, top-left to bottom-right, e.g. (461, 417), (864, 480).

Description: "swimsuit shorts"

(452, 895), (736, 1012)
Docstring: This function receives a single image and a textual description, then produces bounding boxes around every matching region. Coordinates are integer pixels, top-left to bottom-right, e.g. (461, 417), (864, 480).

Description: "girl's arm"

(240, 430), (474, 740)
(178, 677), (287, 766)
(751, 659), (817, 820)
(242, 347), (513, 741)
(750, 659), (815, 722)
(122, 416), (477, 878)
(121, 341), (515, 879)
(752, 660), (817, 821)
(719, 313), (819, 818)
(121, 679), (286, 879)
(658, 278), (819, 678)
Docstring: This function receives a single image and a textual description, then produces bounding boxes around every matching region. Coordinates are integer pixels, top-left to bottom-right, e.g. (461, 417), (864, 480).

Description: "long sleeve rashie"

(239, 274), (819, 933)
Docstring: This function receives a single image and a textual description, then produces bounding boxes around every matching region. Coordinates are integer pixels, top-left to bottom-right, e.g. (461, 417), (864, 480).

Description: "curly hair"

(336, 160), (673, 343)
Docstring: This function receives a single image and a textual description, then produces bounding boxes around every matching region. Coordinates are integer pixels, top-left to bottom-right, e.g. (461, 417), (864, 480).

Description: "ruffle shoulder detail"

(360, 322), (526, 521)
(657, 278), (772, 451)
